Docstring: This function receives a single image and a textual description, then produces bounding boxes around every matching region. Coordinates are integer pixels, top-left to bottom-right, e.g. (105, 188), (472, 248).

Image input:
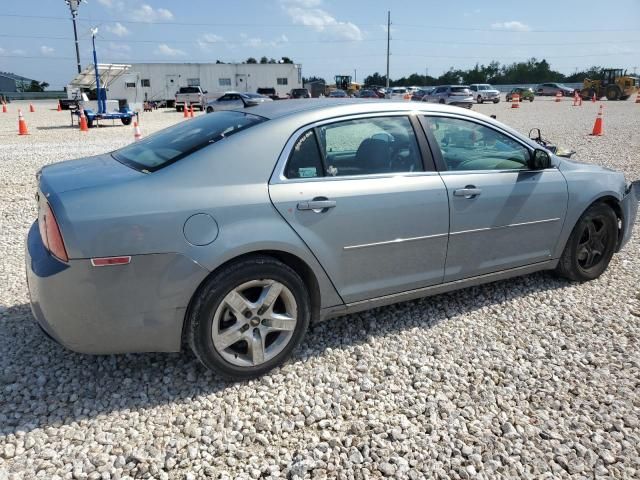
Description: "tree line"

(363, 59), (612, 87)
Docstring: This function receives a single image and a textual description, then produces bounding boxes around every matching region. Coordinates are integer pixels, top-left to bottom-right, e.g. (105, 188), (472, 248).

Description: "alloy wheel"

(577, 217), (610, 270)
(212, 279), (297, 367)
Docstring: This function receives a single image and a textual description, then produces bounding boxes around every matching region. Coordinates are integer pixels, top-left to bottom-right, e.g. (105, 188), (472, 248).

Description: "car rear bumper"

(25, 221), (209, 354)
(617, 181), (640, 251)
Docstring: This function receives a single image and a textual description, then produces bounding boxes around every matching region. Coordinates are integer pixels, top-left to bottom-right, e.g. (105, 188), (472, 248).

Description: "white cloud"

(98, 0), (125, 10)
(240, 33), (289, 49)
(131, 4), (174, 22)
(282, 1), (363, 41)
(197, 33), (224, 51)
(12, 49), (26, 56)
(97, 0), (113, 6)
(108, 42), (131, 52)
(490, 21), (531, 32)
(155, 44), (185, 56)
(106, 22), (129, 37)
(40, 46), (55, 55)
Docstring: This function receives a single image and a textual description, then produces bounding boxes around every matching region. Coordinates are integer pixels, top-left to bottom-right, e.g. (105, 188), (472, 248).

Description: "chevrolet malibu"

(26, 100), (639, 380)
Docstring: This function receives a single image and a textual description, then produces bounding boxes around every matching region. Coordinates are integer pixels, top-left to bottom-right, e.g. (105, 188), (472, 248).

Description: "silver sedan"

(205, 92), (272, 113)
(26, 100), (639, 380)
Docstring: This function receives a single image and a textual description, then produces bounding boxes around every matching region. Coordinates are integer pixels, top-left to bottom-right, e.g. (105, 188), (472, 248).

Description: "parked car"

(535, 83), (575, 97)
(328, 89), (348, 98)
(411, 88), (432, 101)
(385, 87), (409, 100)
(356, 89), (379, 98)
(205, 92), (271, 113)
(175, 86), (208, 111)
(289, 88), (311, 99)
(506, 87), (535, 102)
(26, 100), (639, 380)
(422, 85), (474, 108)
(257, 87), (279, 100)
(469, 84), (500, 103)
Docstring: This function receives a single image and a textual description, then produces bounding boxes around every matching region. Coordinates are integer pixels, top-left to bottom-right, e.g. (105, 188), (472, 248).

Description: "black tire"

(206, 106), (214, 113)
(493, 98), (499, 104)
(606, 86), (621, 101)
(86, 117), (94, 128)
(439, 99), (445, 104)
(556, 203), (618, 282)
(176, 106), (183, 112)
(529, 97), (534, 102)
(121, 117), (132, 126)
(477, 96), (483, 104)
(188, 255), (311, 381)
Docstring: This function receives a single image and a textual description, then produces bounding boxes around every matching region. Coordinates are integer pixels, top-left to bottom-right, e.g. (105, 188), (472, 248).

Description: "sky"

(0, 0), (638, 89)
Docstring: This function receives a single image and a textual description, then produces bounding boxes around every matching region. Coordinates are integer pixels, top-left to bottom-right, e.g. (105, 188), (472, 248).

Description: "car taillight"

(40, 203), (69, 262)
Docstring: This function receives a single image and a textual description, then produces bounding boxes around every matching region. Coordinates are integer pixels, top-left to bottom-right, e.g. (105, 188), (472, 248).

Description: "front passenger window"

(425, 117), (530, 171)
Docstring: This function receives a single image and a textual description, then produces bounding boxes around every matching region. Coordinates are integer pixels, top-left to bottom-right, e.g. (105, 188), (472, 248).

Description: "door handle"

(453, 186), (482, 198)
(297, 199), (336, 211)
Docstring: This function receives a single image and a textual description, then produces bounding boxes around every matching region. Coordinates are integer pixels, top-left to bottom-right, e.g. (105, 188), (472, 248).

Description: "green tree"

(24, 80), (49, 92)
(246, 57), (257, 64)
(281, 56), (294, 64)
(260, 56), (268, 64)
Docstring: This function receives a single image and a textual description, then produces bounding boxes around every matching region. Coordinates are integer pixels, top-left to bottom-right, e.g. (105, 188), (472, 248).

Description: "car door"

(420, 114), (568, 282)
(269, 114), (450, 304)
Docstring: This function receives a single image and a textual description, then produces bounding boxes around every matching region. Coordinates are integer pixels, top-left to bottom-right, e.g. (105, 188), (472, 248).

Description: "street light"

(65, 0), (84, 74)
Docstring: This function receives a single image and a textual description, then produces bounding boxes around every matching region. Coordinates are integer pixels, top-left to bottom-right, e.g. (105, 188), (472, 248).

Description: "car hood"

(556, 157), (620, 176)
(39, 153), (144, 195)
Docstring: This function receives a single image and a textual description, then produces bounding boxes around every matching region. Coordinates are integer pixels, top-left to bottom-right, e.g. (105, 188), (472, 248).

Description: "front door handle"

(297, 198), (336, 212)
(453, 186), (482, 198)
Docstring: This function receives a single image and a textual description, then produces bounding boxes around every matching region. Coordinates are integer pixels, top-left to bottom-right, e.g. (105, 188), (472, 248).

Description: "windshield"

(451, 87), (470, 93)
(178, 87), (200, 94)
(112, 111), (266, 172)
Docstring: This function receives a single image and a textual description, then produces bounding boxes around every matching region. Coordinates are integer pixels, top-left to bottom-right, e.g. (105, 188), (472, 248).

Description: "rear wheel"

(439, 99), (445, 104)
(121, 117), (132, 126)
(606, 85), (621, 101)
(477, 96), (483, 104)
(556, 203), (618, 281)
(188, 256), (310, 380)
(206, 106), (214, 113)
(493, 98), (499, 104)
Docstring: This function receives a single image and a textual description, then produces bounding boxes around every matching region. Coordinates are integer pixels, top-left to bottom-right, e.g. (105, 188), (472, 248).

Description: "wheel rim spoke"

(214, 321), (246, 350)
(249, 329), (265, 365)
(257, 282), (283, 312)
(263, 313), (296, 332)
(225, 290), (252, 317)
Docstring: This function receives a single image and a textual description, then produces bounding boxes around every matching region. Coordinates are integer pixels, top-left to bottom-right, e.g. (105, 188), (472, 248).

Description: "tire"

(477, 96), (483, 104)
(206, 107), (214, 113)
(86, 117), (93, 129)
(176, 106), (183, 112)
(121, 117), (132, 126)
(493, 98), (499, 104)
(439, 99), (445, 104)
(606, 86), (621, 101)
(188, 255), (311, 381)
(529, 97), (534, 102)
(556, 203), (618, 282)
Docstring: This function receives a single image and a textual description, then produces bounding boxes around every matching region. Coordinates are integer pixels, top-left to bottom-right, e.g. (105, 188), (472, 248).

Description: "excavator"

(580, 68), (638, 101)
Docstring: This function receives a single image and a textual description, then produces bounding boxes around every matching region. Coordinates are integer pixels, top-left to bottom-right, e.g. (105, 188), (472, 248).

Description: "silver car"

(205, 92), (271, 113)
(423, 85), (474, 108)
(469, 84), (500, 104)
(26, 100), (639, 380)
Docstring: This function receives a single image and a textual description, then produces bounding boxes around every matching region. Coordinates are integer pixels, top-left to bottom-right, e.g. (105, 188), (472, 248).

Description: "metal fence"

(0, 91), (67, 101)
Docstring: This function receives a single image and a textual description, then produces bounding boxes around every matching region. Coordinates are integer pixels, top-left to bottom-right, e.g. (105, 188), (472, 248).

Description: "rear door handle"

(453, 186), (482, 198)
(297, 199), (336, 211)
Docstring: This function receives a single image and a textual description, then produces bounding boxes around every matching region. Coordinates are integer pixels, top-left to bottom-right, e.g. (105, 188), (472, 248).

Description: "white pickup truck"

(175, 86), (210, 111)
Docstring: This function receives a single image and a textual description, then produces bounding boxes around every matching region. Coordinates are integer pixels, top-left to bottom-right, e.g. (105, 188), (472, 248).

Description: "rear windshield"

(178, 87), (200, 94)
(292, 89), (308, 94)
(451, 87), (470, 93)
(112, 111), (266, 172)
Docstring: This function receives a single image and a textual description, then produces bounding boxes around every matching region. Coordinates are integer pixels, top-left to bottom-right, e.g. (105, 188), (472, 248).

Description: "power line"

(0, 13), (638, 33)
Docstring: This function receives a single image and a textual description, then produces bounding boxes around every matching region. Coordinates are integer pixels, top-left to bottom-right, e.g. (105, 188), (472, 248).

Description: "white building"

(107, 62), (302, 107)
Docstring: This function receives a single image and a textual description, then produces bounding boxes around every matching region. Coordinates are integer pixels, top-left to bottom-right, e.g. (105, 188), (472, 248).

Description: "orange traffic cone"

(79, 111), (89, 132)
(555, 91), (562, 102)
(57, 102), (61, 112)
(592, 92), (596, 103)
(29, 103), (35, 113)
(183, 103), (189, 118)
(2, 102), (6, 113)
(591, 104), (604, 136)
(18, 109), (29, 135)
(511, 93), (520, 108)
(133, 121), (142, 141)
(189, 104), (194, 118)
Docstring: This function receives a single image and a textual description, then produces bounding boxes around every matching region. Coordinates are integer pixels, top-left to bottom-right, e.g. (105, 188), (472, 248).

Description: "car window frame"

(417, 113), (552, 175)
(271, 112), (437, 184)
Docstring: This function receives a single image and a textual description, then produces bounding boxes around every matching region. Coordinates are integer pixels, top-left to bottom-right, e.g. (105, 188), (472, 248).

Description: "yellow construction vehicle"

(580, 68), (639, 101)
(327, 75), (361, 96)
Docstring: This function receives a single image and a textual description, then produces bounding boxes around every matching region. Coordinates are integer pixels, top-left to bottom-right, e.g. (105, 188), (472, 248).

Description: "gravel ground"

(1, 99), (640, 479)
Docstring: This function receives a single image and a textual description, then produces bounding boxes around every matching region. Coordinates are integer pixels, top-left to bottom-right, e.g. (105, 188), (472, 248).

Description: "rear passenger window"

(285, 130), (324, 179)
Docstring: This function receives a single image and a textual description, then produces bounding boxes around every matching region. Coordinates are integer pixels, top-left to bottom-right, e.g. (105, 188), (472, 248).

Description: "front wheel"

(206, 106), (214, 113)
(556, 203), (618, 281)
(188, 256), (311, 380)
(121, 117), (132, 126)
(477, 96), (483, 104)
(493, 98), (499, 104)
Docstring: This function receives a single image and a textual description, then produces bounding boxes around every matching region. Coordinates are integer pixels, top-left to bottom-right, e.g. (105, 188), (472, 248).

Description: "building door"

(165, 75), (179, 99)
(236, 74), (248, 92)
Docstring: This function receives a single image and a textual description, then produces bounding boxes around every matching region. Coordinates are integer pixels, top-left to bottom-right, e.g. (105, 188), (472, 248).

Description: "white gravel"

(1, 99), (640, 479)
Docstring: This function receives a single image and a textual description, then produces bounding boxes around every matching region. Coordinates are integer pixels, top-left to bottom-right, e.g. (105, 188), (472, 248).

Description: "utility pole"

(385, 11), (390, 89)
(65, 0), (84, 74)
(354, 69), (357, 83)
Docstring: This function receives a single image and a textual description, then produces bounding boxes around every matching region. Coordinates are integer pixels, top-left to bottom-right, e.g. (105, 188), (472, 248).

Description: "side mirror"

(528, 149), (551, 170)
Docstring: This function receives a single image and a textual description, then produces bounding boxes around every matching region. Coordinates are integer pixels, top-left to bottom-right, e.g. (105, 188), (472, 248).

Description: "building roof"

(0, 72), (37, 83)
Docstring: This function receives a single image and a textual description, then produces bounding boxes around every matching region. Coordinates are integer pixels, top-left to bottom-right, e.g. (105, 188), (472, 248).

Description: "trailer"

(66, 30), (137, 127)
